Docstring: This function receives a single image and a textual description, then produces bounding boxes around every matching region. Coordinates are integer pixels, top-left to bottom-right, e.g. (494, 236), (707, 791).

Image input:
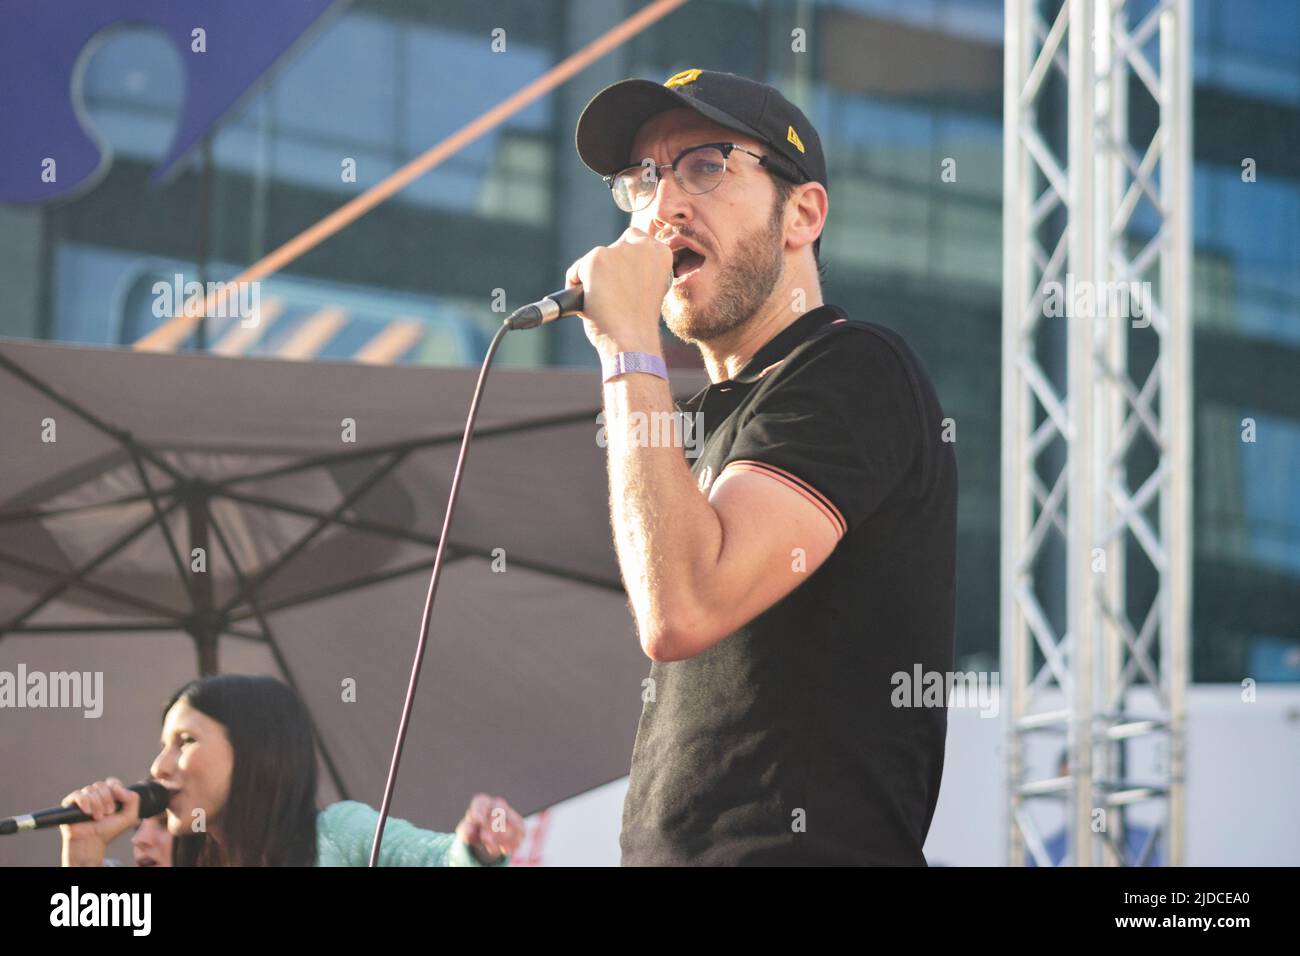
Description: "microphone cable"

(369, 317), (518, 867)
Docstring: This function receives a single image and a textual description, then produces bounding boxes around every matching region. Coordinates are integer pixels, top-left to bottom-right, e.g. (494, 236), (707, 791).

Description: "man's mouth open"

(671, 247), (707, 286)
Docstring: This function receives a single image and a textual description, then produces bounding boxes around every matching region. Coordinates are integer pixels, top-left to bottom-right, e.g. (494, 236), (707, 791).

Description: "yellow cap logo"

(664, 68), (702, 89)
(786, 125), (805, 154)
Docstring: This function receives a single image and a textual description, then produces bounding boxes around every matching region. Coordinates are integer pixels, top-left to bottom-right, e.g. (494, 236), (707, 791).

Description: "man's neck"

(699, 282), (824, 384)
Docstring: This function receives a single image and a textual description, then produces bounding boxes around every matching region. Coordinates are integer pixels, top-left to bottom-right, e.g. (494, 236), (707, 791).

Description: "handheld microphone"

(0, 781), (170, 835)
(505, 285), (584, 330)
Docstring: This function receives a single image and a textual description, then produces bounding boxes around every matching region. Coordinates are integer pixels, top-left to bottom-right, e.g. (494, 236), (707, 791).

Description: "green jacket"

(315, 801), (511, 867)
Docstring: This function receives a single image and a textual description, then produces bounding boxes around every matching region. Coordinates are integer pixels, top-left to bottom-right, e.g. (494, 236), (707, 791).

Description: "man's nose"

(642, 167), (694, 228)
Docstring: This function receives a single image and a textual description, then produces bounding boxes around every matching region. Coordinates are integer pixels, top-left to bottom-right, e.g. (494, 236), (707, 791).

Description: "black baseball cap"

(575, 68), (827, 193)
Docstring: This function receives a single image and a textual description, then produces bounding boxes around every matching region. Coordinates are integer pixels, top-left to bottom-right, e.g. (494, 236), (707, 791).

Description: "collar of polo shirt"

(728, 305), (845, 384)
(676, 305), (847, 419)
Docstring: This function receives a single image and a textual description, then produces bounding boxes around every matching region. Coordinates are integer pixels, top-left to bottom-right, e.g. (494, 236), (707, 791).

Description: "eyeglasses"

(603, 142), (797, 213)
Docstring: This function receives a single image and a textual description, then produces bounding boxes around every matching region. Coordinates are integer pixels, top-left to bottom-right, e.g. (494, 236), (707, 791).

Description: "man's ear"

(791, 182), (828, 252)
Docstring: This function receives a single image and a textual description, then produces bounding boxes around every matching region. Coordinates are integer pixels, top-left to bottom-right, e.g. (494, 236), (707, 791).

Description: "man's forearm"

(602, 368), (722, 658)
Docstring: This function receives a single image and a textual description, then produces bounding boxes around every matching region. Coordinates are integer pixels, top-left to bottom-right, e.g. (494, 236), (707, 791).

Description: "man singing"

(567, 69), (957, 865)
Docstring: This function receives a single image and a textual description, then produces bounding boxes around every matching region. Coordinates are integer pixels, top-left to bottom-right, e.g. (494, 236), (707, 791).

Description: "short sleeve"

(721, 330), (920, 536)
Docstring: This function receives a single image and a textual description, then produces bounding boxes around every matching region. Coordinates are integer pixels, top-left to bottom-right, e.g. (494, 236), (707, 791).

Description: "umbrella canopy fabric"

(0, 336), (706, 866)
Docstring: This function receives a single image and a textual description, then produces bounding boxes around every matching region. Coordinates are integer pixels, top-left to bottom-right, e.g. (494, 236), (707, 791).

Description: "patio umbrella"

(0, 336), (706, 865)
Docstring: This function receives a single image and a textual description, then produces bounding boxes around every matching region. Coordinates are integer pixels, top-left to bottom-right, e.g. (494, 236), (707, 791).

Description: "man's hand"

(564, 226), (673, 359)
(453, 793), (525, 865)
(59, 777), (141, 867)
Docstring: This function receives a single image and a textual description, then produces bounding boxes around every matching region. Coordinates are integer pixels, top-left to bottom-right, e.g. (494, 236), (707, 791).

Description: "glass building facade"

(1, 0), (1296, 681)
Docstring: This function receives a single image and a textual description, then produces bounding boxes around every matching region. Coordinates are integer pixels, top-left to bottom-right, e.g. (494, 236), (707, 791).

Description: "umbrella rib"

(221, 542), (621, 621)
(128, 451), (196, 608)
(220, 627), (268, 643)
(0, 550), (186, 622)
(215, 487), (440, 547)
(5, 621), (183, 633)
(204, 502), (351, 802)
(2, 500), (183, 634)
(0, 349), (185, 484)
(212, 486), (627, 597)
(217, 407), (613, 488)
(224, 557), (443, 621)
(437, 543), (625, 594)
(216, 449), (411, 617)
(0, 489), (172, 526)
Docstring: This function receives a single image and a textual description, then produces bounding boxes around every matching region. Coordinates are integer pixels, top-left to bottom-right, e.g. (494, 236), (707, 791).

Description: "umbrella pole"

(190, 624), (219, 677)
(185, 495), (219, 676)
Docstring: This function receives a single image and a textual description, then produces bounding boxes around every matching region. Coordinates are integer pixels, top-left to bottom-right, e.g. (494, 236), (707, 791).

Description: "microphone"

(0, 781), (169, 835)
(505, 285), (584, 330)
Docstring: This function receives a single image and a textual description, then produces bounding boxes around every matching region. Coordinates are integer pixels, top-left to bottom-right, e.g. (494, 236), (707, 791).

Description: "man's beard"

(661, 198), (785, 344)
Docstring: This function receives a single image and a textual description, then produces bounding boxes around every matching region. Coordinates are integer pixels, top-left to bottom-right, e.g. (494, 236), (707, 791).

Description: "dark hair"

(165, 674), (319, 867)
(771, 173), (827, 283)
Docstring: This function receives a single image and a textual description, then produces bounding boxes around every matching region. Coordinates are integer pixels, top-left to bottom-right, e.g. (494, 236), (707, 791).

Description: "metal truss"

(1001, 0), (1192, 866)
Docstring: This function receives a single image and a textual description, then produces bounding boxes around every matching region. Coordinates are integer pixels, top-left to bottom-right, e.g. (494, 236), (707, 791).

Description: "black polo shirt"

(619, 303), (957, 866)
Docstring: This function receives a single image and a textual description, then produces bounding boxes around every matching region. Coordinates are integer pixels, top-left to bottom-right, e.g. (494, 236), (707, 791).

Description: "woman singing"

(60, 674), (525, 867)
